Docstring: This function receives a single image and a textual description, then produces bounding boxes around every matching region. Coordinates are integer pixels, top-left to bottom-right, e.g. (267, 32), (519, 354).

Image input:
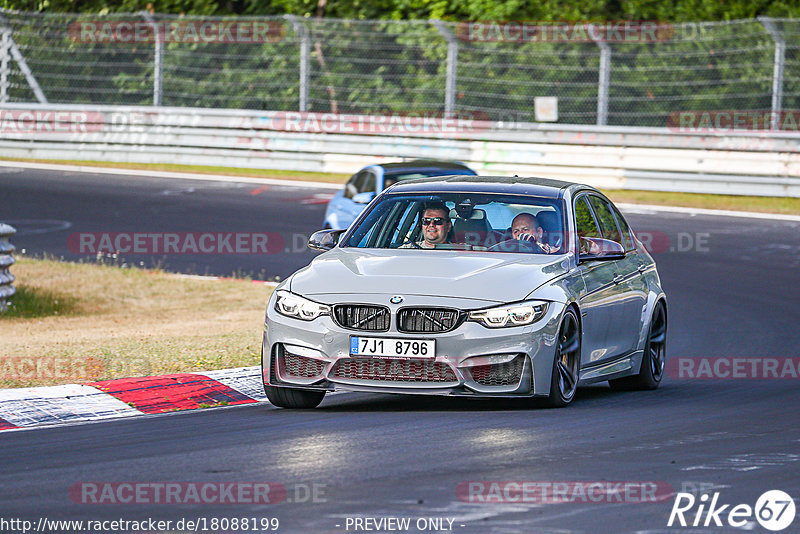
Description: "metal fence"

(1, 10), (798, 127)
(0, 223), (16, 313)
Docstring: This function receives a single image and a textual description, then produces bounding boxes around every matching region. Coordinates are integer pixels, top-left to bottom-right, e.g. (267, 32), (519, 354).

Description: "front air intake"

(330, 357), (457, 383)
(469, 355), (525, 386)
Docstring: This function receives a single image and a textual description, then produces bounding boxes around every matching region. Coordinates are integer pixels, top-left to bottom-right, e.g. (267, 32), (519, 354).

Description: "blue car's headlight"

(274, 290), (330, 321)
(468, 301), (548, 328)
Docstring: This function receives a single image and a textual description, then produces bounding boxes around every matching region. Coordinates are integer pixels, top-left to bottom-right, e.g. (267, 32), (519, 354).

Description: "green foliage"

(2, 286), (78, 319)
(3, 0), (227, 15)
(3, 0), (800, 19)
(2, 2), (799, 126)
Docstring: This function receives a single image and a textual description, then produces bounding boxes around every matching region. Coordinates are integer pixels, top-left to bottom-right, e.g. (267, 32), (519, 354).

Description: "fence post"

(0, 28), (9, 103)
(591, 24), (611, 126)
(141, 11), (163, 106)
(0, 223), (16, 314)
(0, 14), (47, 103)
(760, 17), (785, 131)
(285, 15), (309, 112)
(431, 20), (458, 117)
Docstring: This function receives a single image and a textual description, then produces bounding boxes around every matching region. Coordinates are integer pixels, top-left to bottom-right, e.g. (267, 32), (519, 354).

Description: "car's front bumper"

(261, 293), (565, 398)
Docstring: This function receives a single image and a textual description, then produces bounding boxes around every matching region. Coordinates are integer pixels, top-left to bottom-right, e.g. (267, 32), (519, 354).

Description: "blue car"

(323, 160), (477, 229)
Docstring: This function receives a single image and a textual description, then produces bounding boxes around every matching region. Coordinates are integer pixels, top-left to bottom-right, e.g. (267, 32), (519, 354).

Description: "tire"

(264, 385), (326, 409)
(609, 302), (667, 391)
(544, 308), (581, 408)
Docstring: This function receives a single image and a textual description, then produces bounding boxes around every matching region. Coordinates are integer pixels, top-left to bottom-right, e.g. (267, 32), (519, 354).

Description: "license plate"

(350, 337), (435, 358)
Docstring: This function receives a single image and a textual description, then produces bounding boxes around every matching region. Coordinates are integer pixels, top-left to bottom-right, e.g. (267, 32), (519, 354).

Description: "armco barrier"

(1, 104), (799, 196)
(0, 223), (16, 313)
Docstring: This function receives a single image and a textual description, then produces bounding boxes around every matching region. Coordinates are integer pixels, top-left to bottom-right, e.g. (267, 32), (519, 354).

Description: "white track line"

(171, 273), (279, 286)
(618, 202), (800, 222)
(0, 160), (341, 190)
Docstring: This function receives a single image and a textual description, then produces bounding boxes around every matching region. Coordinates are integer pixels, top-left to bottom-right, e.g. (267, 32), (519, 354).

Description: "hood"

(289, 248), (569, 304)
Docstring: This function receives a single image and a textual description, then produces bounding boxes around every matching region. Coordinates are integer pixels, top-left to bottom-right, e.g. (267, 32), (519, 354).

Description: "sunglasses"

(421, 217), (446, 226)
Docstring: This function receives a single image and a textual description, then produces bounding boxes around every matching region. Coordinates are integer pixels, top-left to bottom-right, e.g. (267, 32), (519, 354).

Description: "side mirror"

(352, 192), (376, 205)
(308, 229), (346, 251)
(578, 237), (625, 262)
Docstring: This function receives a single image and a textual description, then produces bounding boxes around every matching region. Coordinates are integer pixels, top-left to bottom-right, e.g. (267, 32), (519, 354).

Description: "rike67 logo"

(668, 490), (796, 531)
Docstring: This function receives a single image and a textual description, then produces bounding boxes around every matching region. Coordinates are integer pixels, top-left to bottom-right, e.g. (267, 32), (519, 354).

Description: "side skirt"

(578, 350), (643, 385)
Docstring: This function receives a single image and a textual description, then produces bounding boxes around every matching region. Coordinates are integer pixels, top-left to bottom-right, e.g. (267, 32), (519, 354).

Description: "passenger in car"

(511, 213), (560, 254)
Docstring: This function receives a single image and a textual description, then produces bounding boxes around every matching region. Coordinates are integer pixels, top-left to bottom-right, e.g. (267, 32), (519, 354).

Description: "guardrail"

(0, 223), (16, 313)
(1, 103), (799, 196)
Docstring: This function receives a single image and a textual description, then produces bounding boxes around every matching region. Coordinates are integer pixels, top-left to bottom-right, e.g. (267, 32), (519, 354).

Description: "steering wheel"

(488, 238), (546, 253)
(401, 239), (423, 249)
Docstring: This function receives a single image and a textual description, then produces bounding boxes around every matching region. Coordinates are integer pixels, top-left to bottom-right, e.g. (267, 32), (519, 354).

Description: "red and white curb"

(0, 366), (268, 432)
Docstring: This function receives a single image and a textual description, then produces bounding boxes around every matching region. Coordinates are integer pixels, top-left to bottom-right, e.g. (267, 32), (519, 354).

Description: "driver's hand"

(517, 233), (536, 242)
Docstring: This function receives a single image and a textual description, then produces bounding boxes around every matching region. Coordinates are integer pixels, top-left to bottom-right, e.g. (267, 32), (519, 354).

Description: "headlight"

(274, 290), (330, 321)
(468, 301), (548, 328)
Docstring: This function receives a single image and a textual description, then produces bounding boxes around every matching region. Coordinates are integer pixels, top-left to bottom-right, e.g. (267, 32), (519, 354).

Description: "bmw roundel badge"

(390, 295), (403, 304)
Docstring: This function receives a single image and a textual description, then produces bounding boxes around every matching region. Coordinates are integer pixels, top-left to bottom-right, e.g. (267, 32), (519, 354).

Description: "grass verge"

(2, 285), (79, 319)
(3, 157), (799, 215)
(0, 157), (349, 184)
(0, 257), (271, 389)
(602, 189), (800, 216)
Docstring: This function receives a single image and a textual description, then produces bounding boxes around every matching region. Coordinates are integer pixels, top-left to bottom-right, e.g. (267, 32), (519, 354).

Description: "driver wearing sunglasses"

(400, 202), (452, 249)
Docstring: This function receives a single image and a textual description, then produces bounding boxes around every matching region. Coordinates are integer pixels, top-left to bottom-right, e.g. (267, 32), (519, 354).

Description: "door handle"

(637, 264), (647, 273)
(613, 274), (624, 284)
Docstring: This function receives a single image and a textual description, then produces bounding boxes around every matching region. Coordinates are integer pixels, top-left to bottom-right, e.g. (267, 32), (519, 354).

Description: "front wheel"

(544, 308), (581, 407)
(609, 302), (667, 391)
(264, 385), (326, 409)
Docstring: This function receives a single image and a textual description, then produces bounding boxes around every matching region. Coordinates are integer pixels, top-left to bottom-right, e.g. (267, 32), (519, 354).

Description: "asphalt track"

(2, 167), (800, 533)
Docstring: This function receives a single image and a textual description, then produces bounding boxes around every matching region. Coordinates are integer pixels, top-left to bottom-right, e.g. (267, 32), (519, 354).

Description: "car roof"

(386, 175), (592, 198)
(377, 160), (475, 173)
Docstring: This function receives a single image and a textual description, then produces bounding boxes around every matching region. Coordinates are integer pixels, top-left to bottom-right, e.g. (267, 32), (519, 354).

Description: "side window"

(609, 203), (634, 251)
(345, 171), (374, 199)
(575, 197), (600, 239)
(343, 172), (360, 199)
(359, 171), (376, 195)
(588, 195), (622, 244)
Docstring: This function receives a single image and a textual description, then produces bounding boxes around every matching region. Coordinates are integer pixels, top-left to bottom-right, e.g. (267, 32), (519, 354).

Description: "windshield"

(343, 192), (566, 254)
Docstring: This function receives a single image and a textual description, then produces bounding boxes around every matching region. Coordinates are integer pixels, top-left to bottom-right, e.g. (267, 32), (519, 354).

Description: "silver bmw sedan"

(261, 176), (667, 408)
